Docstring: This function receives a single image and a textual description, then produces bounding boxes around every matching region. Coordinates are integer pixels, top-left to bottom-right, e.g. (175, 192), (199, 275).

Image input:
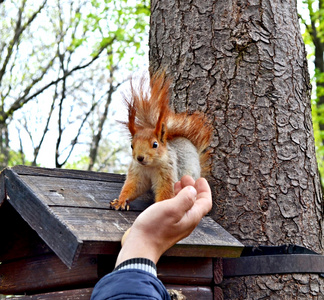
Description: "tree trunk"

(150, 0), (324, 298)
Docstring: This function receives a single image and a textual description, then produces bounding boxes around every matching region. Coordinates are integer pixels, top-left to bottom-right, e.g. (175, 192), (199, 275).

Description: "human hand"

(116, 176), (212, 266)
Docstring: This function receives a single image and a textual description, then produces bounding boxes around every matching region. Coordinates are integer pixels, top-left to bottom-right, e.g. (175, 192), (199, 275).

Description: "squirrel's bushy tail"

(124, 71), (213, 176)
(166, 111), (213, 176)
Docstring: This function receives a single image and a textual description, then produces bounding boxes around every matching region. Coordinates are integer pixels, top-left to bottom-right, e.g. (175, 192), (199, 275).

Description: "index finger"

(174, 175), (195, 195)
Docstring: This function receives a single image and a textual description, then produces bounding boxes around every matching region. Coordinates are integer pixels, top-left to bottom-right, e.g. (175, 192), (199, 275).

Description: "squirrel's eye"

(131, 144), (133, 149)
(152, 141), (158, 148)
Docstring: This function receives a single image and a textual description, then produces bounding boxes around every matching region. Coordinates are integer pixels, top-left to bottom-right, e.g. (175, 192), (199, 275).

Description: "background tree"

(0, 0), (149, 170)
(299, 0), (324, 186)
(150, 0), (323, 298)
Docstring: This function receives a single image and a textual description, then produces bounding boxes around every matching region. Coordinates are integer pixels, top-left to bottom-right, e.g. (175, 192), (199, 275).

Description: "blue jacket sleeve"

(91, 269), (171, 300)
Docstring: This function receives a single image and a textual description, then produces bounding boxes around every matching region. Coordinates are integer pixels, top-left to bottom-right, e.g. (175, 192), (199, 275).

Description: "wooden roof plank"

(18, 174), (154, 211)
(50, 207), (136, 242)
(8, 288), (94, 300)
(19, 175), (120, 208)
(0, 253), (98, 294)
(0, 201), (52, 262)
(0, 170), (5, 206)
(11, 165), (125, 182)
(51, 206), (243, 257)
(158, 257), (213, 285)
(4, 168), (82, 268)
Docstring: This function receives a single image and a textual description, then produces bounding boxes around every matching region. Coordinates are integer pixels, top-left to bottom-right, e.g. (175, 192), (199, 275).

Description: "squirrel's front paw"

(110, 198), (130, 210)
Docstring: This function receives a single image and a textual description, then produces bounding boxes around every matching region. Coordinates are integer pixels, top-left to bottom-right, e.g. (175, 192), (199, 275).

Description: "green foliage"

(65, 141), (130, 174)
(0, 0), (149, 170)
(64, 155), (91, 170)
(311, 97), (324, 178)
(0, 148), (33, 168)
(84, 0), (150, 68)
(299, 0), (324, 185)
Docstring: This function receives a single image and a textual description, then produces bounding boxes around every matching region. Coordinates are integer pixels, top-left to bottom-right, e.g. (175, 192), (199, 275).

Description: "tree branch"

(32, 95), (56, 166)
(88, 68), (121, 170)
(56, 99), (99, 168)
(3, 43), (111, 124)
(0, 0), (25, 85)
(0, 0), (47, 85)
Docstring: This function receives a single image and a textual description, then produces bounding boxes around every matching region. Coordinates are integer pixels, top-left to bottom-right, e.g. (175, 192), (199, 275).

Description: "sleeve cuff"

(114, 258), (157, 277)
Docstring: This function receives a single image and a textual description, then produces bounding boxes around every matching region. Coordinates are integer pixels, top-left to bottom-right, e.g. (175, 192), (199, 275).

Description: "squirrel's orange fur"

(110, 72), (213, 210)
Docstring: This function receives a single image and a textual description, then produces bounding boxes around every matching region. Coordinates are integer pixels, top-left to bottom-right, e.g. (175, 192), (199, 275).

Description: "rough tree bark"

(150, 0), (324, 298)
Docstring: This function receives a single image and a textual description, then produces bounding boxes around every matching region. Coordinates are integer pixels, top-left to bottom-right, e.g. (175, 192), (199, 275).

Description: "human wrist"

(116, 232), (162, 266)
(114, 257), (157, 276)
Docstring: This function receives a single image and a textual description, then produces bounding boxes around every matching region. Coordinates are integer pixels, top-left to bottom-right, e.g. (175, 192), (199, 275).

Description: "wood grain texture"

(15, 166), (154, 211)
(8, 288), (94, 300)
(166, 285), (213, 300)
(0, 253), (98, 294)
(8, 286), (213, 300)
(51, 206), (242, 257)
(158, 257), (213, 285)
(213, 286), (224, 300)
(98, 255), (216, 286)
(213, 258), (223, 285)
(0, 201), (52, 262)
(11, 165), (124, 182)
(4, 168), (82, 268)
(0, 170), (5, 206)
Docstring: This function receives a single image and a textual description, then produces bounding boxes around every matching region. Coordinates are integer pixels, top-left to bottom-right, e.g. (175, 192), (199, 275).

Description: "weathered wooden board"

(0, 170), (5, 206)
(214, 286), (224, 300)
(158, 257), (213, 285)
(9, 165), (155, 211)
(50, 207), (136, 242)
(9, 288), (94, 300)
(8, 286), (213, 300)
(20, 175), (121, 207)
(51, 206), (243, 258)
(19, 175), (154, 210)
(0, 201), (52, 262)
(0, 253), (100, 295)
(97, 255), (215, 285)
(166, 285), (214, 300)
(9, 165), (124, 182)
(213, 258), (223, 285)
(170, 217), (244, 258)
(4, 168), (82, 267)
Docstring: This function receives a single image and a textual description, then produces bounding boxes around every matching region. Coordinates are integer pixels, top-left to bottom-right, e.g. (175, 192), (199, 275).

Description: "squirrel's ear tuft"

(160, 122), (167, 143)
(155, 118), (167, 144)
(127, 99), (137, 137)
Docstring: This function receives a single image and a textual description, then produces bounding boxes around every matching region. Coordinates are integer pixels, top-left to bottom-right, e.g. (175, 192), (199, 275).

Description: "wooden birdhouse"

(0, 166), (243, 299)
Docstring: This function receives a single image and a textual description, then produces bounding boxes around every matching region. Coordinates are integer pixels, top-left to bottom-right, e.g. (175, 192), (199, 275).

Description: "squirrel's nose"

(137, 156), (144, 162)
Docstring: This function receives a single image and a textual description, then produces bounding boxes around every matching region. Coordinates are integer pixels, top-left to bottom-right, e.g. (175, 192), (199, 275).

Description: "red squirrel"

(110, 72), (213, 210)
